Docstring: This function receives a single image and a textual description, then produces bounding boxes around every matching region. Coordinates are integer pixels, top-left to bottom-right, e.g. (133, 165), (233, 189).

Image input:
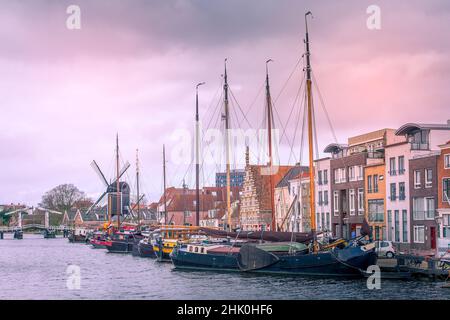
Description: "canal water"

(0, 234), (448, 300)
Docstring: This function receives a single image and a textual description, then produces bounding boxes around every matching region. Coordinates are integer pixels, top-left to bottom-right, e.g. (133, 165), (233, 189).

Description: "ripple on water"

(0, 234), (449, 300)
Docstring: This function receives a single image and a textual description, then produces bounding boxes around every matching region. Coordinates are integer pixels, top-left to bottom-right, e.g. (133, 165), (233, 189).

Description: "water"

(0, 234), (448, 300)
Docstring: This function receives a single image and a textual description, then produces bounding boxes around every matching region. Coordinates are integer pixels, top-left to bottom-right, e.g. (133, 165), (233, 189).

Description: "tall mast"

(266, 59), (276, 231)
(195, 82), (205, 226)
(163, 144), (167, 225)
(224, 59), (232, 231)
(136, 148), (140, 226)
(305, 12), (317, 249)
(116, 133), (121, 229)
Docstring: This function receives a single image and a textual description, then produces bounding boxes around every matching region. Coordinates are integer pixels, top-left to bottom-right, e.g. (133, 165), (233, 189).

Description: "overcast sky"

(1, 0), (449, 206)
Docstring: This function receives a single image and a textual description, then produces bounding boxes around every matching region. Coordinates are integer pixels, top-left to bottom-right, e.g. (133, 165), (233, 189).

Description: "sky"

(1, 0), (449, 206)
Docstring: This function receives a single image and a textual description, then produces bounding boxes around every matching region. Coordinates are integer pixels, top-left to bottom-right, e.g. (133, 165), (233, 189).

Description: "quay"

(376, 255), (450, 281)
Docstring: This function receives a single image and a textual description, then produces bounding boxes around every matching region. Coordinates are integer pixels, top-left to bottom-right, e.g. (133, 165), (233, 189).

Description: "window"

(373, 175), (379, 193)
(390, 183), (397, 201)
(389, 157), (396, 175)
(323, 170), (328, 184)
(410, 130), (429, 150)
(414, 170), (421, 188)
(398, 156), (405, 175)
(367, 175), (373, 193)
(325, 212), (329, 230)
(349, 166), (355, 181)
(425, 197), (435, 220)
(334, 169), (339, 184)
(442, 178), (450, 203)
(333, 191), (339, 215)
(321, 213), (325, 231)
(324, 190), (329, 205)
(413, 197), (434, 220)
(425, 169), (432, 188)
(387, 210), (392, 241)
(413, 226), (425, 243)
(318, 191), (323, 205)
(443, 215), (450, 239)
(318, 170), (323, 185)
(357, 165), (364, 180)
(368, 199), (384, 222)
(349, 189), (355, 215)
(445, 154), (450, 169)
(402, 210), (408, 243)
(358, 188), (364, 215)
(399, 182), (406, 200)
(413, 197), (424, 220)
(394, 210), (400, 242)
(340, 168), (347, 183)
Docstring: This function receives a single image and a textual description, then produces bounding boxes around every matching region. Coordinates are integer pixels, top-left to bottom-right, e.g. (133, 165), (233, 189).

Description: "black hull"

(237, 245), (377, 278)
(171, 248), (239, 271)
(68, 234), (87, 243)
(106, 240), (134, 253)
(133, 242), (156, 258)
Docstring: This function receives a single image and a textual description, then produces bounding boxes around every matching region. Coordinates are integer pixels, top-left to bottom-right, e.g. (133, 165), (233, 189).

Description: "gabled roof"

(275, 166), (309, 188)
(395, 121), (450, 136)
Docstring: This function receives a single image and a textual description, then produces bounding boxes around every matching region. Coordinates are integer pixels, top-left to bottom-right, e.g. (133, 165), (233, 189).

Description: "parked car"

(375, 240), (396, 258)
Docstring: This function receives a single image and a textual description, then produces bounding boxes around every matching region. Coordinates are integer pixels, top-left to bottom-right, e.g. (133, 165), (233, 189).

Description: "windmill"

(86, 157), (131, 225)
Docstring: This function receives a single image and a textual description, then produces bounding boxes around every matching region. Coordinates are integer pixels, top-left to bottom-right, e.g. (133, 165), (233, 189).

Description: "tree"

(39, 184), (88, 213)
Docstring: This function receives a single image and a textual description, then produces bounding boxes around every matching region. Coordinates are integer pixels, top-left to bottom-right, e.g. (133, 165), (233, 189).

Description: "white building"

(385, 121), (450, 252)
(315, 157), (332, 234)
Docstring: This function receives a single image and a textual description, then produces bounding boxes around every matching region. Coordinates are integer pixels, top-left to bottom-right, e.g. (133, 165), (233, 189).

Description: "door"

(430, 227), (436, 250)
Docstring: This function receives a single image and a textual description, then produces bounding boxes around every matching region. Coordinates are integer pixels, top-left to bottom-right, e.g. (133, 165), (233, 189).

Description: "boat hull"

(170, 247), (239, 271)
(134, 241), (156, 258)
(237, 245), (377, 278)
(68, 234), (86, 243)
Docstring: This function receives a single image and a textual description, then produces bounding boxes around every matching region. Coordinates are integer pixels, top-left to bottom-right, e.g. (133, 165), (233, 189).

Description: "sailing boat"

(235, 12), (376, 277)
(171, 13), (377, 277)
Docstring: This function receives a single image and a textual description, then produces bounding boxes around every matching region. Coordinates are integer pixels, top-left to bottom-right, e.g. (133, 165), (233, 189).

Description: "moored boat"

(237, 240), (377, 277)
(68, 228), (89, 243)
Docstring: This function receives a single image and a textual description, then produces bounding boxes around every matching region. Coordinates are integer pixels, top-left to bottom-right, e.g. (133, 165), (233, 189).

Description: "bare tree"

(39, 184), (87, 212)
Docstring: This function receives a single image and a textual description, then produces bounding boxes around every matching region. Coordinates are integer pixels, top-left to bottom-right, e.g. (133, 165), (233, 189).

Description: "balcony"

(367, 151), (384, 159)
(389, 170), (397, 176)
(411, 142), (429, 150)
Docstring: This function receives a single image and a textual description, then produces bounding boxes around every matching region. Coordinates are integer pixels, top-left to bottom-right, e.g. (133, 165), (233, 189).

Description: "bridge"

(0, 224), (70, 233)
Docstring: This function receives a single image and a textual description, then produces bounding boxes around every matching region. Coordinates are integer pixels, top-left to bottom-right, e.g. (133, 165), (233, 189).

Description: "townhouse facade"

(274, 166), (308, 231)
(437, 140), (450, 255)
(314, 157), (331, 234)
(386, 121), (450, 253)
(289, 172), (311, 232)
(365, 162), (386, 241)
(409, 153), (439, 254)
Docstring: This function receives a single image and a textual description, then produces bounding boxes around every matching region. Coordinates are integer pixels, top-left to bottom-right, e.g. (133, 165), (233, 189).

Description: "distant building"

(240, 148), (293, 231)
(215, 169), (245, 187)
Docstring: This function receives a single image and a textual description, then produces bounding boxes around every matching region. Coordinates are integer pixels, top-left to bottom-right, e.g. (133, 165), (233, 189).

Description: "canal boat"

(43, 229), (56, 239)
(68, 228), (89, 243)
(13, 229), (23, 239)
(105, 229), (144, 253)
(89, 231), (109, 249)
(171, 241), (308, 272)
(153, 225), (202, 262)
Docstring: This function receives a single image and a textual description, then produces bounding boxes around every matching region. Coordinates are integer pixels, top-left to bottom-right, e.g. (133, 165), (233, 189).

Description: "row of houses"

(261, 120), (450, 256)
